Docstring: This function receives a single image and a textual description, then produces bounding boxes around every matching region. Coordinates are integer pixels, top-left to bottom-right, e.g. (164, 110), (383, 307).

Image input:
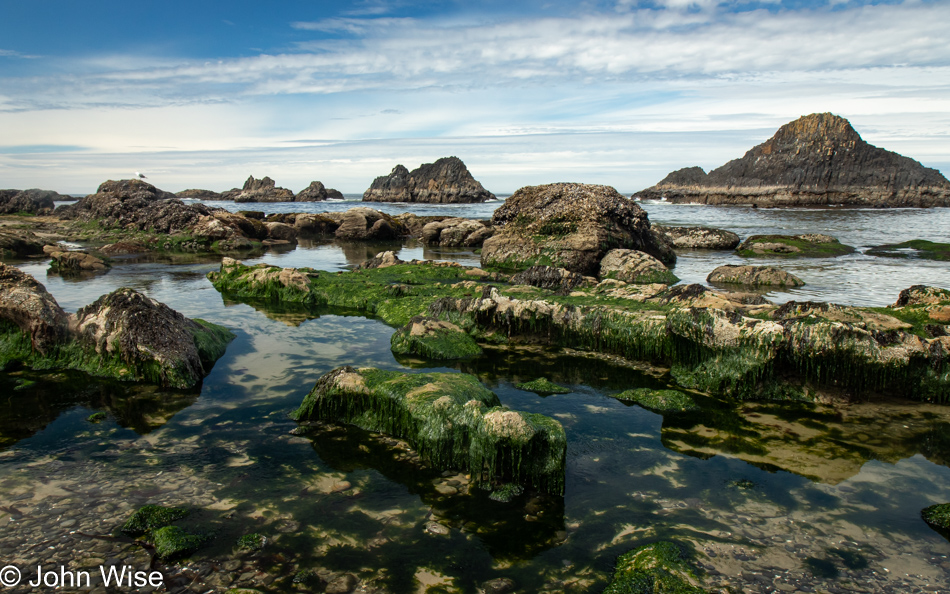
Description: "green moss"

(603, 541), (706, 594)
(615, 388), (698, 412)
(515, 377), (571, 395)
(294, 367), (567, 494)
(86, 411), (108, 423)
(13, 378), (36, 391)
(236, 533), (266, 551)
(603, 269), (680, 285)
(736, 235), (855, 258)
(867, 240), (950, 261)
(488, 483), (524, 502)
(670, 350), (775, 400)
(922, 503), (950, 530)
(151, 525), (206, 560)
(390, 317), (483, 359)
(121, 505), (190, 536)
(191, 319), (236, 367)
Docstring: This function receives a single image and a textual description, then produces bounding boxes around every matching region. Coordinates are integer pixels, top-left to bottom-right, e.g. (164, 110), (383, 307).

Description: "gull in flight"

(135, 172), (147, 179)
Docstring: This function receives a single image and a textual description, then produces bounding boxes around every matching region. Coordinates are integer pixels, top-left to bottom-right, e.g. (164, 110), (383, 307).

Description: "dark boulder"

(228, 176), (295, 203)
(0, 189), (67, 214)
(175, 189), (225, 201)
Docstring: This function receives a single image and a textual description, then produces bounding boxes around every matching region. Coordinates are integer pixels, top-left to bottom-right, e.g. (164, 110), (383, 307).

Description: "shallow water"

(2, 202), (950, 592)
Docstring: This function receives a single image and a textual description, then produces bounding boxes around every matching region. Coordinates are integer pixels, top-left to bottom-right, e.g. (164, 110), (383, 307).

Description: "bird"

(135, 172), (147, 180)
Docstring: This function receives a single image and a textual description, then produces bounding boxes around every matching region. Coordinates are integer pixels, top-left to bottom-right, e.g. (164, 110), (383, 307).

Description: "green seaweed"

(121, 504), (190, 536)
(736, 235), (855, 258)
(867, 239), (950, 261)
(293, 367), (567, 494)
(236, 533), (267, 551)
(390, 317), (483, 359)
(151, 525), (207, 560)
(615, 388), (698, 412)
(921, 502), (950, 530)
(603, 541), (706, 594)
(86, 411), (108, 423)
(488, 483), (524, 503)
(515, 377), (571, 395)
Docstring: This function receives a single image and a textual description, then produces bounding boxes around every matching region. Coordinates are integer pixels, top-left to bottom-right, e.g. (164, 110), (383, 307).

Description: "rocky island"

(363, 156), (495, 203)
(635, 113), (950, 207)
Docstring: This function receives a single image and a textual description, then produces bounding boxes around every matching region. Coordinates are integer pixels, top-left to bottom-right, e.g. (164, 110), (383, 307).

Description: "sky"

(1, 0), (949, 195)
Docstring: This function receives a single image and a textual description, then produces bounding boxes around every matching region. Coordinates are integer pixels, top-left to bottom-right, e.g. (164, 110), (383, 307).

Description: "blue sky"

(1, 0), (948, 194)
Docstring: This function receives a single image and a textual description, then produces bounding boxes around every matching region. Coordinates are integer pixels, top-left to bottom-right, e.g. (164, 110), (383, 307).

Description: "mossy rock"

(736, 234), (855, 258)
(86, 411), (108, 423)
(615, 388), (698, 412)
(922, 503), (950, 530)
(603, 541), (706, 594)
(391, 316), (482, 359)
(151, 525), (206, 560)
(488, 483), (524, 503)
(236, 533), (267, 551)
(867, 240), (950, 261)
(516, 377), (571, 395)
(294, 366), (567, 494)
(121, 505), (190, 536)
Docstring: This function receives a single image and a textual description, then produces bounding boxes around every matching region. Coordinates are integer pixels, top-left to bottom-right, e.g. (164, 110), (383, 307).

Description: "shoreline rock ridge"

(362, 156), (495, 203)
(635, 113), (950, 207)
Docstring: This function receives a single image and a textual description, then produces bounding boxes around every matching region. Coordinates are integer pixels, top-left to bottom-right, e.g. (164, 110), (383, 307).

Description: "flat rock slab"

(707, 264), (805, 287)
(736, 234), (855, 258)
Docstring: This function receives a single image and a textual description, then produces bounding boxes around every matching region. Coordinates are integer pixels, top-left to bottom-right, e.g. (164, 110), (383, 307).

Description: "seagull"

(135, 172), (147, 180)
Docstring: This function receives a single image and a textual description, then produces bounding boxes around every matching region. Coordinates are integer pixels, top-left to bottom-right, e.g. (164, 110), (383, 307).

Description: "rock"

(867, 239), (950, 261)
(56, 179), (207, 232)
(652, 225), (741, 250)
(74, 287), (235, 388)
(421, 217), (493, 247)
(293, 213), (340, 235)
(615, 388), (698, 412)
(425, 521), (450, 536)
(238, 210), (265, 220)
(482, 577), (517, 594)
(603, 541), (704, 594)
(48, 250), (109, 272)
(294, 366), (567, 494)
(635, 113), (950, 207)
(356, 251), (404, 270)
(175, 189), (224, 200)
(481, 183), (674, 275)
(707, 265), (805, 287)
(395, 213), (450, 236)
(736, 234), (855, 258)
(265, 222), (298, 242)
(390, 316), (483, 359)
(99, 241), (148, 255)
(599, 249), (678, 284)
(516, 377), (571, 395)
(296, 181), (344, 202)
(229, 176), (295, 203)
(151, 525), (206, 560)
(363, 156), (495, 203)
(0, 263), (70, 354)
(324, 574), (358, 594)
(0, 189), (67, 214)
(511, 265), (586, 293)
(921, 503), (950, 531)
(0, 229), (46, 258)
(334, 207), (407, 240)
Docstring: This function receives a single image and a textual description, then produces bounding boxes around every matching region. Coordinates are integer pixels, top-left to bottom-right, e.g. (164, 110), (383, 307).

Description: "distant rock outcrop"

(175, 189), (225, 201)
(297, 181), (344, 202)
(227, 176), (295, 203)
(0, 189), (69, 214)
(635, 113), (950, 207)
(363, 157), (495, 204)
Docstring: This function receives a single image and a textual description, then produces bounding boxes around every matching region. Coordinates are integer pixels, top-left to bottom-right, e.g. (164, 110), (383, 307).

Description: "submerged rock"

(121, 505), (190, 536)
(636, 112), (950, 207)
(652, 225), (741, 250)
(363, 157), (495, 203)
(390, 316), (482, 359)
(707, 264), (804, 287)
(736, 234), (855, 258)
(482, 183), (674, 275)
(294, 366), (566, 494)
(615, 388), (698, 412)
(867, 240), (950, 261)
(599, 249), (678, 284)
(603, 541), (706, 594)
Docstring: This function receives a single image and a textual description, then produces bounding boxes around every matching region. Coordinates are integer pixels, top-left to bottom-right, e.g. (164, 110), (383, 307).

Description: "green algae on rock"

(390, 316), (483, 359)
(236, 533), (267, 551)
(867, 240), (950, 261)
(293, 366), (567, 494)
(121, 504), (190, 536)
(86, 411), (107, 423)
(151, 525), (207, 560)
(921, 503), (950, 531)
(603, 541), (706, 594)
(736, 234), (855, 258)
(615, 388), (698, 412)
(515, 377), (571, 395)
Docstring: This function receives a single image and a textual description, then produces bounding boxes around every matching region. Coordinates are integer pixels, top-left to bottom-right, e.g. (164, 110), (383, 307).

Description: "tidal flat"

(2, 201), (950, 593)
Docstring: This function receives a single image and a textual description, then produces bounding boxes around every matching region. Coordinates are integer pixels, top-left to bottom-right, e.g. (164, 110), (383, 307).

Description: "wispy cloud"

(0, 48), (40, 59)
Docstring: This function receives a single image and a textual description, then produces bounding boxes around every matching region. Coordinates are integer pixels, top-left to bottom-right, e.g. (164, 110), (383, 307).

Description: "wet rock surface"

(707, 264), (805, 287)
(363, 156), (495, 203)
(0, 263), (70, 353)
(421, 217), (493, 247)
(511, 265), (587, 293)
(652, 225), (741, 250)
(0, 229), (46, 258)
(599, 249), (678, 284)
(482, 183), (674, 275)
(736, 233), (855, 258)
(334, 207), (407, 240)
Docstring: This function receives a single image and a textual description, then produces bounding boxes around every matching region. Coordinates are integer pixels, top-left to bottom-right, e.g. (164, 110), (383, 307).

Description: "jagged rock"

(390, 316), (482, 359)
(48, 250), (109, 272)
(296, 181), (344, 202)
(652, 225), (741, 250)
(636, 113), (950, 207)
(357, 251), (404, 270)
(229, 176), (295, 203)
(0, 189), (67, 214)
(707, 264), (805, 287)
(0, 263), (70, 354)
(363, 157), (495, 203)
(0, 229), (46, 258)
(421, 218), (493, 247)
(736, 234), (855, 258)
(74, 287), (234, 388)
(599, 249), (678, 284)
(335, 207), (407, 241)
(481, 183), (674, 275)
(56, 179), (209, 233)
(175, 189), (225, 200)
(511, 265), (586, 293)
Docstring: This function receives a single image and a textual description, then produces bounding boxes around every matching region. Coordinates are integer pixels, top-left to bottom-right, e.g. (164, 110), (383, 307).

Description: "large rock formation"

(635, 113), (950, 207)
(227, 176), (295, 203)
(362, 157), (495, 203)
(296, 181), (344, 202)
(480, 183), (674, 275)
(0, 189), (69, 214)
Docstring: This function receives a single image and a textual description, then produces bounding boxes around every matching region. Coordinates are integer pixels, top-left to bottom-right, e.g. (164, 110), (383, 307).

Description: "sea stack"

(362, 156), (495, 203)
(635, 113), (950, 207)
